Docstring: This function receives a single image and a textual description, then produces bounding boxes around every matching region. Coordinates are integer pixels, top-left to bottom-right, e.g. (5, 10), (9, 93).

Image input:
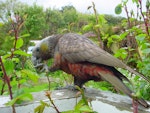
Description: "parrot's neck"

(51, 34), (63, 56)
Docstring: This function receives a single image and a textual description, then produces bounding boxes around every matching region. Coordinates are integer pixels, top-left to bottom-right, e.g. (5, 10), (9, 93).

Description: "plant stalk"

(139, 0), (150, 36)
(0, 57), (16, 113)
(92, 2), (104, 49)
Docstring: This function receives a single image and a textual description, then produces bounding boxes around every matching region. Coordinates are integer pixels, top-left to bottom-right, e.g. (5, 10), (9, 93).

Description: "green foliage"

(82, 23), (93, 32)
(0, 6), (40, 110)
(3, 59), (14, 75)
(34, 100), (50, 113)
(34, 88), (97, 113)
(0, 34), (39, 98)
(114, 48), (128, 60)
(23, 4), (47, 39)
(104, 14), (125, 25)
(6, 93), (33, 105)
(62, 5), (78, 25)
(44, 8), (65, 35)
(16, 38), (24, 49)
(21, 69), (39, 83)
(86, 81), (114, 92)
(0, 35), (14, 55)
(72, 100), (94, 113)
(113, 0), (150, 100)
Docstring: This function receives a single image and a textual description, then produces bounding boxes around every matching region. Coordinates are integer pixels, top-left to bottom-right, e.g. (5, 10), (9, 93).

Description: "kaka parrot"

(32, 33), (149, 108)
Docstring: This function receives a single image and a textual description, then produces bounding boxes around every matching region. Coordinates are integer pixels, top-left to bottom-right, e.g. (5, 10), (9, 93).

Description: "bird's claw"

(34, 63), (49, 72)
(34, 63), (44, 68)
(40, 64), (49, 72)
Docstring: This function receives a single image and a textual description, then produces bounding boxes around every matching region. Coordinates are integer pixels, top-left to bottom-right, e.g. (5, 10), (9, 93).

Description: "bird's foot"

(34, 62), (49, 72)
(40, 64), (49, 72)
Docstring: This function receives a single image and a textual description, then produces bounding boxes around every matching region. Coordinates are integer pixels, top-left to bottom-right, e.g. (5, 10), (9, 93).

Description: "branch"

(124, 4), (131, 28)
(92, 2), (104, 49)
(0, 57), (16, 113)
(45, 91), (60, 113)
(139, 0), (150, 36)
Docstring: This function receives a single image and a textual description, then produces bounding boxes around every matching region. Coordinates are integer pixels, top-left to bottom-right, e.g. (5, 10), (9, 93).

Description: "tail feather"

(138, 98), (150, 108)
(98, 71), (132, 97)
(98, 71), (149, 108)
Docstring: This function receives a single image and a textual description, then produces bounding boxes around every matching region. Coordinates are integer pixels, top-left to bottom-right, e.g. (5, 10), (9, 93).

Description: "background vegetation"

(0, 0), (149, 112)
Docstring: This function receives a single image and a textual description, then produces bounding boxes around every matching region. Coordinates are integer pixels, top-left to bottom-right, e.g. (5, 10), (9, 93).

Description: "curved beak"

(31, 56), (43, 68)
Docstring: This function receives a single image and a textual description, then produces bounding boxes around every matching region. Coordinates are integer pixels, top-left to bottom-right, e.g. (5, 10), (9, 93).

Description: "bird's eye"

(36, 48), (40, 52)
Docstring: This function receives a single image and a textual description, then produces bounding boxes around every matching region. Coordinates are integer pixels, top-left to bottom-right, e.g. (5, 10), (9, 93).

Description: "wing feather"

(58, 33), (150, 82)
(59, 33), (126, 68)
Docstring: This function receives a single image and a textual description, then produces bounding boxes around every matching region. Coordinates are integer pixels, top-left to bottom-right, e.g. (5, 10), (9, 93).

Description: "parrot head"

(32, 35), (57, 67)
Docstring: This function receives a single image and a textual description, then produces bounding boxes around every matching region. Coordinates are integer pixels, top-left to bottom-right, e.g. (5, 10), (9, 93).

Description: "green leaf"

(0, 50), (6, 56)
(14, 50), (30, 56)
(142, 48), (150, 54)
(19, 34), (30, 38)
(21, 69), (39, 83)
(10, 79), (18, 86)
(19, 93), (33, 101)
(79, 105), (93, 112)
(5, 98), (18, 106)
(4, 59), (14, 75)
(110, 35), (120, 39)
(98, 15), (107, 24)
(114, 48), (127, 59)
(19, 79), (26, 84)
(100, 87), (109, 91)
(132, 0), (138, 4)
(94, 24), (101, 28)
(115, 4), (122, 14)
(135, 34), (146, 41)
(16, 38), (23, 49)
(120, 32), (128, 40)
(107, 35), (120, 47)
(34, 105), (45, 113)
(82, 23), (93, 31)
(13, 89), (25, 98)
(12, 58), (20, 63)
(6, 93), (33, 106)
(74, 99), (85, 110)
(145, 43), (150, 47)
(3, 53), (11, 59)
(34, 100), (49, 113)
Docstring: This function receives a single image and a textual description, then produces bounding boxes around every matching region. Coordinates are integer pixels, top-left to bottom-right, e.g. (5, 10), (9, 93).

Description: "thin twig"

(45, 91), (60, 113)
(9, 18), (18, 59)
(124, 4), (131, 28)
(46, 72), (51, 91)
(92, 2), (104, 49)
(139, 0), (149, 36)
(0, 57), (16, 113)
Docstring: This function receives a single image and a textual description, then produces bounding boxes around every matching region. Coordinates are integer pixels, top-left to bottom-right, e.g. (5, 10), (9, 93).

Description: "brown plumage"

(32, 33), (150, 108)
